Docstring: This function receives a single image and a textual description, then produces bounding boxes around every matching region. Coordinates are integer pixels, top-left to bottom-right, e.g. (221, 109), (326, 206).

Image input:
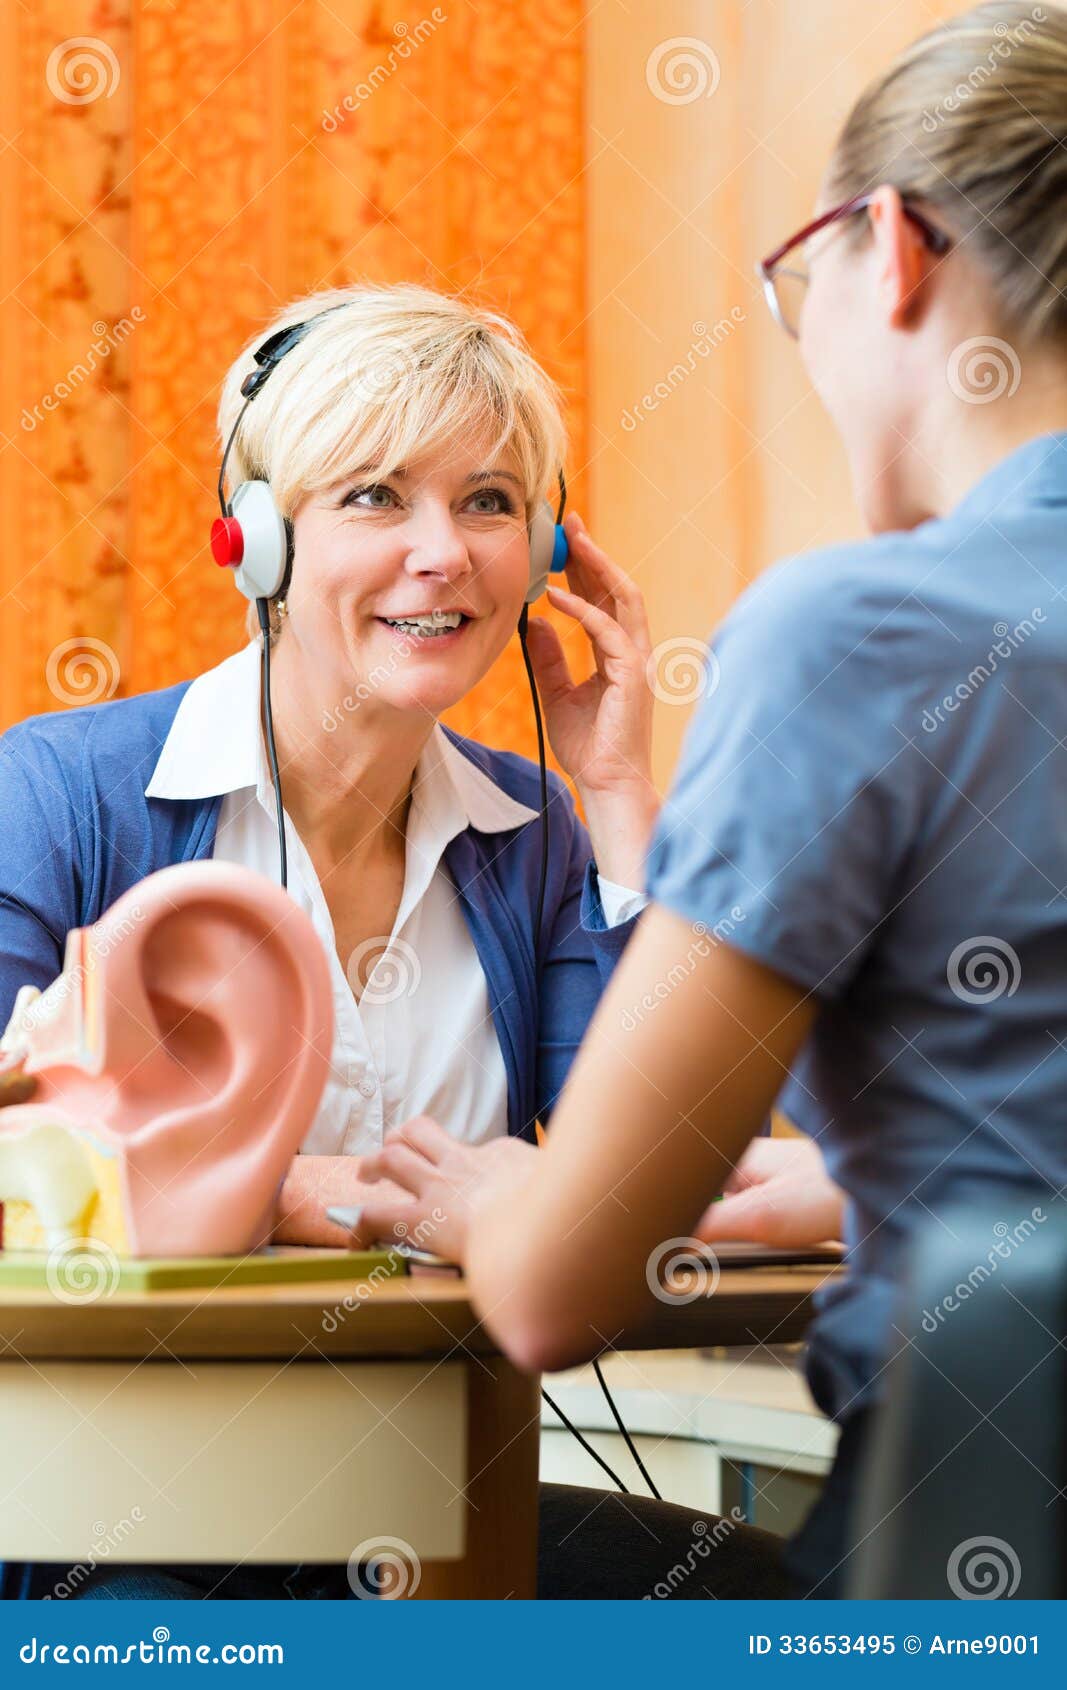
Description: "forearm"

(578, 780), (660, 890)
(467, 909), (815, 1371)
(272, 1154), (406, 1247)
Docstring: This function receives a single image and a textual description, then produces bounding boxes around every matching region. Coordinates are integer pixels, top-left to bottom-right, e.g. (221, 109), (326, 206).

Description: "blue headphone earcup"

(526, 500), (569, 604)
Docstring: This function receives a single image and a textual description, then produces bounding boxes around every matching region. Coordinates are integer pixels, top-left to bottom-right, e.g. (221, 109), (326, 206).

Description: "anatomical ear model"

(0, 862), (333, 1258)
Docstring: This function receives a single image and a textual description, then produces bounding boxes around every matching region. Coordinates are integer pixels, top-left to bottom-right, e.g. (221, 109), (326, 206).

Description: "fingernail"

(326, 1204), (363, 1233)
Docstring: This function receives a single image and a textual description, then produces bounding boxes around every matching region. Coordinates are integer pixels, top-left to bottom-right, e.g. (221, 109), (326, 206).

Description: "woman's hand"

(358, 1117), (539, 1266)
(694, 1134), (846, 1249)
(271, 1154), (416, 1248)
(524, 512), (659, 888)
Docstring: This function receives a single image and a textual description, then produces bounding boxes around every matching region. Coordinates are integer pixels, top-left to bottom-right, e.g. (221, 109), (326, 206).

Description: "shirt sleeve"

(0, 722), (81, 1022)
(597, 876), (650, 928)
(646, 556), (926, 1000)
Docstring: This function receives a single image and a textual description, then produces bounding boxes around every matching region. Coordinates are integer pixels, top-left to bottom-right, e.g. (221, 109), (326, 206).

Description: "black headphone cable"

(257, 595), (288, 891)
(518, 604), (661, 1503)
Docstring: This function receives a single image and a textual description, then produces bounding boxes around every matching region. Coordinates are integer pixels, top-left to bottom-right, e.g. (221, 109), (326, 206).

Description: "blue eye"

(343, 484), (395, 509)
(467, 488), (516, 515)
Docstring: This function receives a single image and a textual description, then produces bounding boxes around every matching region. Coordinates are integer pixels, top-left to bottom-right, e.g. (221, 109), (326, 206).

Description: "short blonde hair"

(828, 2), (1067, 344)
(216, 282), (568, 642)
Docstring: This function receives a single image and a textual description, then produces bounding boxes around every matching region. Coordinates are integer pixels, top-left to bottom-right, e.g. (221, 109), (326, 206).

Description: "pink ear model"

(0, 862), (333, 1258)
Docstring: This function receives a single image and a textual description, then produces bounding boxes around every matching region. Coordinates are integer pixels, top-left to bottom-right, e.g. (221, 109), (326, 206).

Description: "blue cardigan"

(0, 678), (634, 1143)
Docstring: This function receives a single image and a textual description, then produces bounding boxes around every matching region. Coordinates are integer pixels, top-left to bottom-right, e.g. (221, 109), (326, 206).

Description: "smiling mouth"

(378, 612), (471, 638)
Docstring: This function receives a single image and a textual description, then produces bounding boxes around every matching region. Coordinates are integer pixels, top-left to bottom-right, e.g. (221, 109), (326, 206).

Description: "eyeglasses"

(757, 192), (952, 339)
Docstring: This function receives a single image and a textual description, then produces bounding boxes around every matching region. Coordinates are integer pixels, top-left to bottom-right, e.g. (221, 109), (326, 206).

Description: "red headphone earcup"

(210, 516), (244, 568)
(213, 483), (288, 602)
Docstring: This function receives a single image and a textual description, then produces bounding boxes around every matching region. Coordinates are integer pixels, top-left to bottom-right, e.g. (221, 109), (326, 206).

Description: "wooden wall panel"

(584, 0), (990, 784)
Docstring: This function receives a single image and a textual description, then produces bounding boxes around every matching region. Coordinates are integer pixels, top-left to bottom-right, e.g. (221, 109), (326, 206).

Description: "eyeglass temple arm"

(759, 192), (950, 280)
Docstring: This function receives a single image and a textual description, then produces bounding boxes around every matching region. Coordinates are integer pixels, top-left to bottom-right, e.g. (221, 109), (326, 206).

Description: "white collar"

(144, 640), (539, 834)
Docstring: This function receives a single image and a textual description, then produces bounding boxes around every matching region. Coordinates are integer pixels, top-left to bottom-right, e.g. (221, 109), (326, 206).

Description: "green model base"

(0, 1244), (404, 1292)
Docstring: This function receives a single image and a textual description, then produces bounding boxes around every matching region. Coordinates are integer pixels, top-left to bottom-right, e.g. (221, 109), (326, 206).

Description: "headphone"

(209, 304), (569, 926)
(210, 308), (569, 607)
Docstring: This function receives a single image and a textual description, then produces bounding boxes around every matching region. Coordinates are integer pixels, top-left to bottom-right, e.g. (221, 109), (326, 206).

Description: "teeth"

(384, 612), (464, 636)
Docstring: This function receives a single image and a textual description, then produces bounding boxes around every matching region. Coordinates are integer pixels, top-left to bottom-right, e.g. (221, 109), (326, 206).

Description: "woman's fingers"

(695, 1186), (780, 1244)
(545, 583), (633, 668)
(565, 514), (652, 656)
(391, 1115), (451, 1164)
(524, 616), (577, 710)
(358, 1194), (422, 1246)
(360, 1141), (433, 1196)
(562, 515), (611, 617)
(695, 1159), (844, 1249)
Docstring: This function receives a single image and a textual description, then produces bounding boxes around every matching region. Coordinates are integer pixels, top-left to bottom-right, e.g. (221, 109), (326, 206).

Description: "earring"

(275, 598), (288, 620)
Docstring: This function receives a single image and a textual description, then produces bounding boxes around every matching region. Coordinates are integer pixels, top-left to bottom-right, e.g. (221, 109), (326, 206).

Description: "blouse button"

(357, 1077), (377, 1099)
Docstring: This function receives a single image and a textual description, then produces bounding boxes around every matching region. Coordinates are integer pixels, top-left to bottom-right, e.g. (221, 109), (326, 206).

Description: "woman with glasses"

(359, 2), (1067, 1598)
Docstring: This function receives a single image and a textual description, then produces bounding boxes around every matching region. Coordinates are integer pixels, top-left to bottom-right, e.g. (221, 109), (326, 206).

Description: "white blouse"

(145, 642), (646, 1157)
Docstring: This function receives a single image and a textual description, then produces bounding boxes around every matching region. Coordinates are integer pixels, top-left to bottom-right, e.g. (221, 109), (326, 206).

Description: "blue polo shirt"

(647, 430), (1067, 1427)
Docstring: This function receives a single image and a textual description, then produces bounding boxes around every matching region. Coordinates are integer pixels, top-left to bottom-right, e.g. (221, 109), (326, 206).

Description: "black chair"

(845, 1196), (1067, 1598)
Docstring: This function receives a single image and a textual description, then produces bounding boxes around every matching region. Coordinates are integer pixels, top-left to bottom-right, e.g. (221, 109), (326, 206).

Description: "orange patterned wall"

(0, 0), (587, 756)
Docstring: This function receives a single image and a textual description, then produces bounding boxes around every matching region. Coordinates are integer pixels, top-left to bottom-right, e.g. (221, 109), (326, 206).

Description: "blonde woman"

(360, 2), (1067, 1599)
(0, 283), (662, 1599)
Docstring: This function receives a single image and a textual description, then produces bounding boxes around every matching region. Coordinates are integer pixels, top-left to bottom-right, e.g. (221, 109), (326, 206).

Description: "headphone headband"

(213, 304), (568, 605)
(238, 306), (349, 401)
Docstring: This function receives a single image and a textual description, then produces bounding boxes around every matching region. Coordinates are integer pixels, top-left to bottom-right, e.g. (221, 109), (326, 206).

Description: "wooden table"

(0, 1263), (837, 1598)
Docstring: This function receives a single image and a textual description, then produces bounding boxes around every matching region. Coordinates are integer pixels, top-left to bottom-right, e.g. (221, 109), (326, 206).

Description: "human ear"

(867, 183), (930, 331)
(0, 862), (333, 1256)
